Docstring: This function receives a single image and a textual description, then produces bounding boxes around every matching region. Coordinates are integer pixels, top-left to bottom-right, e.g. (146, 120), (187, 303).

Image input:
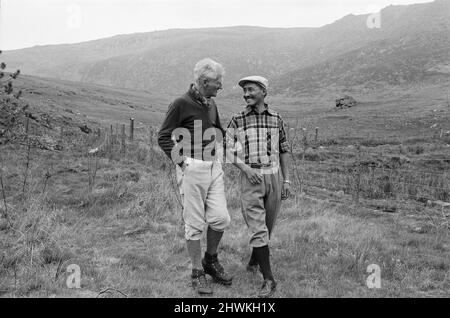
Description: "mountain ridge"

(2, 0), (449, 95)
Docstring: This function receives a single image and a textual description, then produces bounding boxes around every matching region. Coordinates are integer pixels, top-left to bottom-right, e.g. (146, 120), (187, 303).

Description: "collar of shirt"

(188, 84), (211, 110)
(244, 103), (276, 116)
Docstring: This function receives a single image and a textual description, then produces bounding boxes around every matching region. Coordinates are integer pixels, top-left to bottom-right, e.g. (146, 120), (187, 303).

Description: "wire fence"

(87, 119), (449, 210)
(10, 116), (446, 214)
(286, 126), (449, 209)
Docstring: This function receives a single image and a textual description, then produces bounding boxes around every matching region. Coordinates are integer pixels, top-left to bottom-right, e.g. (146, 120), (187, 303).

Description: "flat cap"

(238, 76), (269, 90)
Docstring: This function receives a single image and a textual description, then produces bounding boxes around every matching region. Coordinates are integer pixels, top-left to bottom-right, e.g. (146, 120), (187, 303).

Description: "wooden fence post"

(121, 124), (126, 154)
(130, 118), (134, 142)
(117, 125), (120, 145)
(104, 126), (108, 146)
(107, 125), (113, 160)
(110, 125), (114, 144)
(354, 145), (362, 205)
(301, 128), (307, 194)
(25, 116), (30, 134)
(315, 127), (319, 145)
(302, 128), (307, 161)
(58, 125), (64, 145)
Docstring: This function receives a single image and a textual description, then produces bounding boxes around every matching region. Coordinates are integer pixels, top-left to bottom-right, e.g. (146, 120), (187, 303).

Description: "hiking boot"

(202, 253), (233, 286)
(258, 279), (277, 298)
(191, 269), (213, 295)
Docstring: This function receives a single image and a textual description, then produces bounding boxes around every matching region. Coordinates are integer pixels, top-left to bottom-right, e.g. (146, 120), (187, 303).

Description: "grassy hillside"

(12, 75), (173, 127)
(0, 124), (448, 298)
(274, 32), (450, 95)
(3, 1), (450, 95)
(1, 73), (449, 297)
(11, 74), (450, 138)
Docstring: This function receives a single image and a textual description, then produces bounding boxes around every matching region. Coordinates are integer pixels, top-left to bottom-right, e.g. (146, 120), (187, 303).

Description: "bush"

(407, 145), (425, 155)
(0, 51), (28, 144)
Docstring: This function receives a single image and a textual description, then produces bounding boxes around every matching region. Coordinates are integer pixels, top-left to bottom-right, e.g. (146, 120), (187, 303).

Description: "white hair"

(194, 58), (225, 84)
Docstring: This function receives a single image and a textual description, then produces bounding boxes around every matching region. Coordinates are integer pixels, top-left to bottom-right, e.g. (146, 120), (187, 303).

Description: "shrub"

(0, 51), (28, 144)
(407, 145), (425, 155)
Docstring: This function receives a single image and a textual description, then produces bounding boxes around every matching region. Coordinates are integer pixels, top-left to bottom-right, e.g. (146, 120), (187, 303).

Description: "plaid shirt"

(226, 104), (290, 165)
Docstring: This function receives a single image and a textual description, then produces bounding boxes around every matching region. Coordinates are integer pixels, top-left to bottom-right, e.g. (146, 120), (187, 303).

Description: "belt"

(185, 157), (216, 164)
(250, 163), (272, 169)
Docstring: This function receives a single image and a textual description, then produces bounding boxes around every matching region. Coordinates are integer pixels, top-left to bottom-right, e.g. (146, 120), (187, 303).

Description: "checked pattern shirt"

(226, 104), (290, 165)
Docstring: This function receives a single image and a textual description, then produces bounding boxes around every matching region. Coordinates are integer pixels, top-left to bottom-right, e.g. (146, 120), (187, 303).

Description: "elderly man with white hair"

(158, 58), (232, 295)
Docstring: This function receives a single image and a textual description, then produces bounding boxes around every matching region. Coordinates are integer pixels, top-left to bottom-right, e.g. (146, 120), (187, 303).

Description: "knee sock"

(254, 245), (274, 281)
(186, 240), (202, 271)
(249, 248), (258, 266)
(206, 226), (223, 257)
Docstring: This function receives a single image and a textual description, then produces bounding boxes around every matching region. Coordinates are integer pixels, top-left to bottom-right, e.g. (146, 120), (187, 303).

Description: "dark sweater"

(158, 86), (224, 164)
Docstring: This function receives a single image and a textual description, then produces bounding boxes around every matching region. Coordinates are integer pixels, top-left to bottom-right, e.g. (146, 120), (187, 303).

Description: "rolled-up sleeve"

(278, 117), (290, 153)
(225, 117), (238, 153)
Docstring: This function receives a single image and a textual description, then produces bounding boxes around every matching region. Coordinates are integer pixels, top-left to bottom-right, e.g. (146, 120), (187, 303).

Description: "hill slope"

(3, 1), (450, 95)
(11, 75), (174, 127)
(275, 31), (450, 95)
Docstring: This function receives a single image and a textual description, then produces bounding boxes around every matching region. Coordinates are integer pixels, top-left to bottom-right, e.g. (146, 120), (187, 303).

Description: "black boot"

(202, 253), (233, 286)
(258, 279), (277, 298)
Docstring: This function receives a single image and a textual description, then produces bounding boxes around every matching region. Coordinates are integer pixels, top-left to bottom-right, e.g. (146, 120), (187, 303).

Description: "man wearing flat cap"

(225, 76), (291, 297)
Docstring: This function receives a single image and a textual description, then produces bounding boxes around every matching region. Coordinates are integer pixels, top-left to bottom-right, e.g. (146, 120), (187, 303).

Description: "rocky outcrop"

(336, 95), (357, 108)
(79, 124), (92, 134)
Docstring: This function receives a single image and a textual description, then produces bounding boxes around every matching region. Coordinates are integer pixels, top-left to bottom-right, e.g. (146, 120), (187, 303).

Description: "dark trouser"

(240, 167), (282, 248)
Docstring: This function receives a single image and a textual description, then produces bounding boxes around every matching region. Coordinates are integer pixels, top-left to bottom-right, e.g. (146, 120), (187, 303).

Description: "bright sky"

(0, 0), (434, 50)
